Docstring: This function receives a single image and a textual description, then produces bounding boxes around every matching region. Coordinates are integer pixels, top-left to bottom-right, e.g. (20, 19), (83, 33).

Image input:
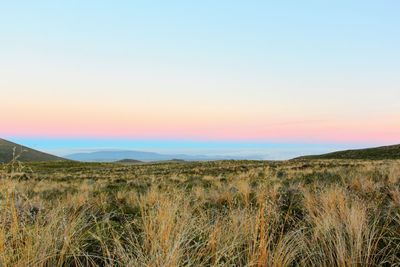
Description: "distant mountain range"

(295, 144), (400, 160)
(1, 138), (399, 163)
(0, 138), (65, 163)
(64, 150), (259, 162)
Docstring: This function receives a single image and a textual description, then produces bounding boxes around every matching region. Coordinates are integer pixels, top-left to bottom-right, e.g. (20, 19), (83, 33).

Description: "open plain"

(1, 159), (399, 266)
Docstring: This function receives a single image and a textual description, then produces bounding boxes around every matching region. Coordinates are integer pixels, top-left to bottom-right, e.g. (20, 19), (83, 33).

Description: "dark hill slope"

(0, 138), (65, 163)
(295, 144), (400, 160)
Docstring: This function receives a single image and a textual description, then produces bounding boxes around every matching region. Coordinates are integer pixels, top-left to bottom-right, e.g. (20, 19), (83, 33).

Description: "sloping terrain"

(295, 144), (400, 160)
(0, 138), (65, 163)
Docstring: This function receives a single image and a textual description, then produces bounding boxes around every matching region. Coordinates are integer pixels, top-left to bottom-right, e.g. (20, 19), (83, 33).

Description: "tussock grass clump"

(0, 159), (399, 266)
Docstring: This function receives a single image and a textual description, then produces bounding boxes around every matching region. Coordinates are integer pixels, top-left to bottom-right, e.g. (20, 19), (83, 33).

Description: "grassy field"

(0, 159), (399, 266)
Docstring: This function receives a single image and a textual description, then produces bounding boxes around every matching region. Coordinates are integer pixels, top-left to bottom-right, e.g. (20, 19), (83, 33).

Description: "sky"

(1, 1), (399, 159)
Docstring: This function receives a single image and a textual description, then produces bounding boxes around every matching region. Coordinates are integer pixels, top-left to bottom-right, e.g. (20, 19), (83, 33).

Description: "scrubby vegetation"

(296, 144), (400, 160)
(0, 159), (399, 266)
(0, 139), (64, 163)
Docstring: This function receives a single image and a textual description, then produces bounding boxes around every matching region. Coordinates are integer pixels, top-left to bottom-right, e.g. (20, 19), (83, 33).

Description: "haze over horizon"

(1, 1), (399, 158)
(2, 137), (393, 161)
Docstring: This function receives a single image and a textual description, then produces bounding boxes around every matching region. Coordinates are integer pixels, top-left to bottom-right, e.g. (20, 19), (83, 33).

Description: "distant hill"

(294, 144), (400, 160)
(116, 159), (142, 164)
(0, 138), (66, 163)
(65, 150), (258, 162)
(170, 159), (185, 162)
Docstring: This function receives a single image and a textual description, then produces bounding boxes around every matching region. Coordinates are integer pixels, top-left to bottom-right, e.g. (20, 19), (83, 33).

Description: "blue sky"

(1, 1), (399, 159)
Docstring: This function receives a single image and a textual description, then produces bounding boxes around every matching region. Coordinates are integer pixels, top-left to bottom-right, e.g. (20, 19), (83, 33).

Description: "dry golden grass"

(0, 159), (399, 266)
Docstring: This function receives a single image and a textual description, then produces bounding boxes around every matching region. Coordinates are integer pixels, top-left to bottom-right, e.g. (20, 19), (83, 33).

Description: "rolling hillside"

(295, 144), (400, 160)
(0, 139), (65, 163)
